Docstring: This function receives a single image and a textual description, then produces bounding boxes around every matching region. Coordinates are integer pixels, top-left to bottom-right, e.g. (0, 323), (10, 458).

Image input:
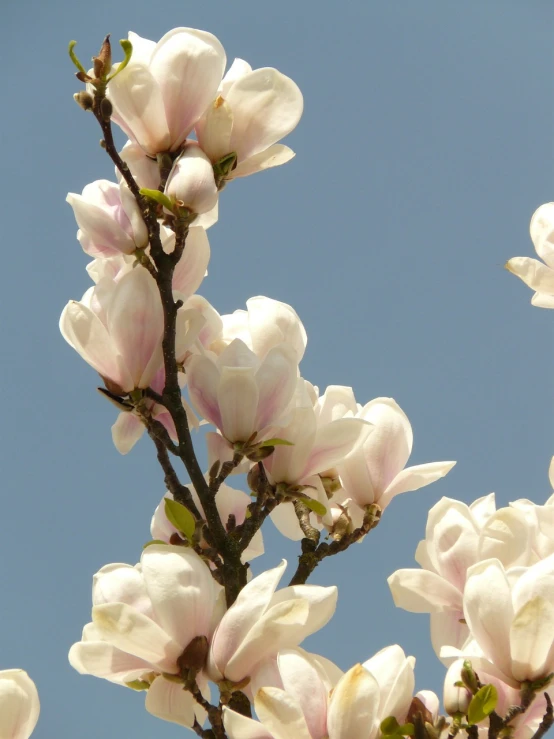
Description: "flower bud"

(73, 91), (94, 111)
(165, 144), (218, 216)
(444, 660), (472, 716)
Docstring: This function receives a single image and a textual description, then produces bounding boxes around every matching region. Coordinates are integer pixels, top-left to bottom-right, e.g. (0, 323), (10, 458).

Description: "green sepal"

(467, 684), (498, 725)
(68, 41), (89, 77)
(125, 679), (150, 691)
(259, 438), (294, 447)
(213, 151), (238, 180)
(164, 498), (196, 542)
(107, 39), (134, 81)
(380, 716), (415, 736)
(142, 539), (168, 549)
(139, 188), (174, 211)
(302, 498), (327, 517)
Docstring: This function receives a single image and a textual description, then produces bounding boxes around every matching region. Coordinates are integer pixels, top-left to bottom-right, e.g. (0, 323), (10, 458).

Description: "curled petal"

(0, 670), (40, 739)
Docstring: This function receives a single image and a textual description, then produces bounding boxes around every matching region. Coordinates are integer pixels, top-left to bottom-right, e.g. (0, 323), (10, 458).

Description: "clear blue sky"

(2, 1), (554, 736)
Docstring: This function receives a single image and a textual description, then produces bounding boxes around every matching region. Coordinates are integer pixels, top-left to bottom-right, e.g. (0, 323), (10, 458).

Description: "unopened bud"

(177, 635), (209, 675)
(247, 464), (263, 493)
(73, 91), (94, 111)
(321, 475), (341, 497)
(100, 97), (113, 121)
(461, 660), (480, 694)
(245, 444), (274, 462)
(92, 34), (112, 79)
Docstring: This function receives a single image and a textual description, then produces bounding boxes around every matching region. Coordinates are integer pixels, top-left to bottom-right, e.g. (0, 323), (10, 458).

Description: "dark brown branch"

(531, 693), (554, 739)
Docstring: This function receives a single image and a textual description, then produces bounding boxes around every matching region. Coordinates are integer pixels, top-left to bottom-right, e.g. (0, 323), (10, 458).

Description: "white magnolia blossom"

(208, 560), (337, 683)
(196, 58), (303, 179)
(66, 179), (148, 258)
(0, 670), (40, 739)
(187, 339), (299, 443)
(151, 484), (264, 562)
(506, 202), (554, 308)
(164, 143), (219, 217)
(442, 554), (554, 686)
(69, 545), (222, 728)
(108, 29), (226, 155)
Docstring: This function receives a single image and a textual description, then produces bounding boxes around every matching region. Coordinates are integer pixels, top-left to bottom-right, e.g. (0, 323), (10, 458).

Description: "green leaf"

(125, 679), (150, 691)
(468, 684), (498, 725)
(142, 539), (168, 549)
(139, 188), (174, 211)
(68, 40), (89, 77)
(302, 498), (327, 516)
(259, 438), (294, 447)
(397, 725), (414, 736)
(107, 39), (134, 81)
(380, 716), (414, 736)
(164, 498), (196, 542)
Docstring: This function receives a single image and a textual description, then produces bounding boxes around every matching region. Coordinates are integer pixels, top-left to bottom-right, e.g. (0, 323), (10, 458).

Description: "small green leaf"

(142, 539), (168, 549)
(68, 40), (89, 77)
(468, 684), (498, 725)
(107, 39), (134, 81)
(139, 188), (174, 211)
(302, 498), (327, 517)
(380, 716), (400, 735)
(259, 438), (294, 447)
(397, 724), (414, 736)
(164, 498), (196, 541)
(125, 679), (150, 691)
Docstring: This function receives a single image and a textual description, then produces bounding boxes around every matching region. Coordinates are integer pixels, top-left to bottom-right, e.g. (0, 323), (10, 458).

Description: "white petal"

(269, 502), (305, 541)
(506, 257), (554, 294)
(172, 226), (211, 297)
(270, 585), (338, 643)
(145, 675), (196, 727)
(531, 291), (554, 308)
(388, 569), (462, 613)
(255, 688), (312, 739)
(303, 418), (371, 479)
(247, 296), (307, 362)
(223, 707), (274, 739)
(277, 650), (328, 739)
(112, 412), (144, 454)
(254, 345), (298, 431)
(380, 461), (456, 509)
(430, 610), (469, 659)
(327, 664), (379, 739)
(0, 670), (40, 739)
(232, 145), (296, 178)
(187, 355), (223, 428)
(510, 596), (554, 681)
(530, 202), (554, 267)
(68, 639), (152, 683)
(218, 367), (259, 441)
(478, 507), (533, 568)
(363, 645), (414, 722)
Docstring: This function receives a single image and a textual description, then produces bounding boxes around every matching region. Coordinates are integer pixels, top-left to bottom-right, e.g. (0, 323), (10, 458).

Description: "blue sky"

(2, 1), (554, 736)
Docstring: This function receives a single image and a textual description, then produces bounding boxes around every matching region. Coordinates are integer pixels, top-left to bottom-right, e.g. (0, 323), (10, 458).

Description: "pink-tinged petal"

(223, 708), (274, 739)
(315, 385), (359, 424)
(172, 227), (211, 297)
(302, 418), (371, 479)
(112, 412), (144, 455)
(108, 64), (171, 154)
(68, 640), (152, 683)
(267, 407), (317, 484)
(120, 141), (161, 190)
(530, 203), (554, 268)
(224, 599), (309, 682)
(218, 366), (259, 441)
(338, 445), (376, 505)
(415, 691), (440, 723)
(60, 301), (132, 391)
(119, 181), (149, 247)
(510, 597), (554, 681)
(210, 561), (287, 676)
(108, 269), (164, 388)
(255, 688), (313, 739)
(430, 610), (469, 659)
(388, 569), (462, 613)
(506, 257), (554, 293)
(232, 145), (295, 178)
(92, 602), (182, 672)
(145, 675), (196, 727)
(327, 664), (379, 739)
(0, 670), (39, 739)
(380, 461), (456, 509)
(463, 559), (514, 677)
(194, 199), (219, 229)
(67, 189), (135, 257)
(271, 585), (338, 642)
(187, 356), (223, 428)
(175, 308), (206, 361)
(425, 501), (480, 590)
(531, 291), (554, 308)
(278, 650), (328, 739)
(220, 58), (253, 96)
(359, 398), (414, 490)
(255, 345), (298, 431)
(246, 296), (307, 362)
(126, 32), (156, 64)
(150, 28), (226, 150)
(141, 545), (216, 648)
(217, 338), (260, 369)
(226, 68), (303, 162)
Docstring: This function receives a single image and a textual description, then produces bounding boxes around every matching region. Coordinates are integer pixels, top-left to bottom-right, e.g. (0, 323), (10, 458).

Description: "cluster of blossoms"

(3, 23), (553, 739)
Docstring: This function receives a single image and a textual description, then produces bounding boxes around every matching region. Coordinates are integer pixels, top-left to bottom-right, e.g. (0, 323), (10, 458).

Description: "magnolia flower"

(69, 545), (223, 727)
(0, 670), (40, 739)
(217, 296), (307, 363)
(196, 58), (303, 180)
(336, 398), (455, 512)
(60, 268), (164, 393)
(186, 339), (299, 443)
(108, 29), (226, 155)
(165, 143), (219, 216)
(443, 554), (554, 686)
(67, 179), (148, 258)
(208, 560), (337, 683)
(224, 648), (342, 739)
(151, 484), (264, 562)
(506, 203), (554, 308)
(388, 494), (549, 657)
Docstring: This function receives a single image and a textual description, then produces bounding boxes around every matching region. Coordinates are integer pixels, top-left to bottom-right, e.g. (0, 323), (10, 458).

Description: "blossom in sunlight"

(0, 670), (40, 739)
(506, 203), (554, 308)
(66, 179), (148, 258)
(165, 143), (219, 217)
(196, 58), (303, 180)
(69, 545), (223, 728)
(186, 339), (299, 444)
(108, 28), (226, 155)
(208, 560), (337, 683)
